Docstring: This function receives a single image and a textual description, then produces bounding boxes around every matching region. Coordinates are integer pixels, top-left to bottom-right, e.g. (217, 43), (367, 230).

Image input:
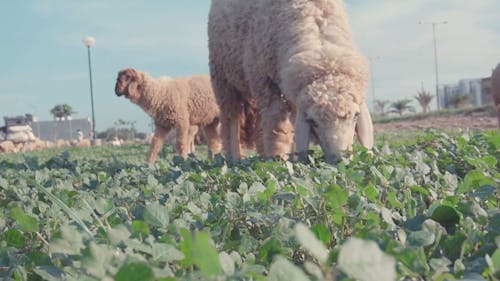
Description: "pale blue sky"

(1, 1), (499, 133)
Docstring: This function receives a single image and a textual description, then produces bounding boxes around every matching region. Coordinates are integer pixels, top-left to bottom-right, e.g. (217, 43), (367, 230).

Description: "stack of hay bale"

(0, 116), (46, 153)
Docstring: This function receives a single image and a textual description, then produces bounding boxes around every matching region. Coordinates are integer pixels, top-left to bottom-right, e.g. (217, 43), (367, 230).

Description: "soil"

(373, 113), (499, 133)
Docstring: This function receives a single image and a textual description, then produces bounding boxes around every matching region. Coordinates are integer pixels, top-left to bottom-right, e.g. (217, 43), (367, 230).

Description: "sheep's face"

(115, 68), (143, 104)
(295, 86), (373, 162)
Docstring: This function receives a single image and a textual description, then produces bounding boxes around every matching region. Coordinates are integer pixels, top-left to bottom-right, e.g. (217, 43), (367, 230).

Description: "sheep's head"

(115, 68), (144, 104)
(295, 80), (373, 162)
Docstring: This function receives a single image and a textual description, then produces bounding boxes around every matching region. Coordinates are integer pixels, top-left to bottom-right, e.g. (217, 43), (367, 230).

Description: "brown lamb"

(115, 68), (223, 163)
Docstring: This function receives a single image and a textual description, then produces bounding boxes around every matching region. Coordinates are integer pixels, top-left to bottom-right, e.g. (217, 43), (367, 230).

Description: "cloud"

(346, 0), (500, 104)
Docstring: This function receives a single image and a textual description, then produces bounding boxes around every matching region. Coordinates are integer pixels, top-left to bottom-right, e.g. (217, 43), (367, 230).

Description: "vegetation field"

(0, 130), (499, 281)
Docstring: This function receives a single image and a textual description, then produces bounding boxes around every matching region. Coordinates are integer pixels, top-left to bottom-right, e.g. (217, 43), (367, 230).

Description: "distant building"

(3, 114), (92, 142)
(30, 118), (92, 141)
(481, 77), (494, 105)
(440, 77), (494, 109)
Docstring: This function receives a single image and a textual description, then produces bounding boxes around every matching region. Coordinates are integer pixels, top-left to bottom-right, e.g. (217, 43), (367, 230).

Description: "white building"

(440, 78), (485, 108)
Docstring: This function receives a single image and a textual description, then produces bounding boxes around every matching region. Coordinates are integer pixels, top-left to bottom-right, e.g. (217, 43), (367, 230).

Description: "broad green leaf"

(131, 220), (150, 238)
(178, 228), (193, 267)
(192, 231), (222, 277)
(486, 249), (500, 276)
(458, 170), (495, 194)
(4, 229), (25, 248)
(311, 224), (332, 246)
(115, 262), (154, 281)
(143, 202), (169, 228)
(268, 256), (310, 281)
(152, 243), (185, 263)
(430, 205), (460, 230)
(387, 191), (404, 209)
(364, 185), (379, 203)
(324, 184), (348, 209)
(294, 223), (329, 264)
(219, 251), (235, 276)
(258, 238), (283, 264)
(49, 224), (85, 255)
(33, 266), (66, 281)
(107, 224), (131, 245)
(0, 176), (8, 189)
(338, 238), (396, 281)
(10, 206), (39, 233)
(95, 198), (113, 214)
(82, 242), (113, 278)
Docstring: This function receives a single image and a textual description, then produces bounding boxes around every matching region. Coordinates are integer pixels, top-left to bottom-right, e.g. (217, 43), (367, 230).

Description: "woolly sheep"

(208, 0), (374, 161)
(115, 68), (222, 163)
(491, 63), (500, 127)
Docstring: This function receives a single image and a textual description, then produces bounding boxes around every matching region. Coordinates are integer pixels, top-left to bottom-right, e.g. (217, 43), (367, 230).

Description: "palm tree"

(50, 104), (74, 120)
(114, 119), (127, 138)
(447, 93), (470, 109)
(414, 90), (434, 114)
(390, 99), (415, 116)
(374, 100), (390, 117)
(50, 104), (75, 140)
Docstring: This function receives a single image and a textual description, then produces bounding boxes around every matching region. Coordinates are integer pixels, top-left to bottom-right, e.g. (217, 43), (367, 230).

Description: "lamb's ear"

(355, 102), (374, 149)
(127, 68), (140, 81)
(126, 69), (144, 91)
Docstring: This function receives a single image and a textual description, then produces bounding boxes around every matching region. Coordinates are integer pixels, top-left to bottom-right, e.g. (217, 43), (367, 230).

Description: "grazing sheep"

(115, 68), (222, 163)
(491, 63), (500, 127)
(208, 0), (374, 161)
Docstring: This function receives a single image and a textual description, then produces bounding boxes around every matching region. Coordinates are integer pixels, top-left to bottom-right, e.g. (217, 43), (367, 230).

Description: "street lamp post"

(368, 56), (380, 111)
(82, 36), (96, 140)
(420, 20), (447, 110)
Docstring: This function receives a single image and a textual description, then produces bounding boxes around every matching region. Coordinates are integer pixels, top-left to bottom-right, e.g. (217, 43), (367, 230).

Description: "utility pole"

(420, 20), (447, 110)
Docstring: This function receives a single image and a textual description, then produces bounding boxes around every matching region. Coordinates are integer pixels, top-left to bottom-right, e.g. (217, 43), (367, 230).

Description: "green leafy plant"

(0, 130), (499, 280)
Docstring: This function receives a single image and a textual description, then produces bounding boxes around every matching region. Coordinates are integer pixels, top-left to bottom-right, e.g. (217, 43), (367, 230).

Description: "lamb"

(491, 63), (500, 127)
(115, 68), (222, 163)
(208, 0), (374, 162)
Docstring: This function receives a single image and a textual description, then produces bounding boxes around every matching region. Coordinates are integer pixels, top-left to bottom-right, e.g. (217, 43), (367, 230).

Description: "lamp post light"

(82, 36), (96, 140)
(420, 20), (448, 110)
(368, 56), (381, 111)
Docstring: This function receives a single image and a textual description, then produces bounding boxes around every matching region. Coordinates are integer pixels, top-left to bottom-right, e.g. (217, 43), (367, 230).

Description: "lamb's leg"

(203, 120), (222, 158)
(175, 123), (190, 160)
(187, 125), (199, 154)
(148, 126), (169, 164)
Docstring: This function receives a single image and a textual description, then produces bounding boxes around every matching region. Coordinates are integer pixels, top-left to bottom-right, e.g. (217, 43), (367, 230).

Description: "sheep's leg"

(203, 120), (222, 158)
(175, 123), (190, 160)
(187, 125), (199, 154)
(258, 96), (294, 159)
(219, 100), (242, 160)
(251, 78), (293, 159)
(148, 126), (169, 164)
(496, 104), (500, 128)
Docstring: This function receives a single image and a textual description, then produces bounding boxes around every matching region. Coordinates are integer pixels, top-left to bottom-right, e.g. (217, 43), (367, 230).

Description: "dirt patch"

(374, 113), (499, 133)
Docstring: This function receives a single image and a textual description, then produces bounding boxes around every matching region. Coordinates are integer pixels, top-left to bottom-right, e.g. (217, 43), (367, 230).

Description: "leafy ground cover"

(0, 130), (499, 280)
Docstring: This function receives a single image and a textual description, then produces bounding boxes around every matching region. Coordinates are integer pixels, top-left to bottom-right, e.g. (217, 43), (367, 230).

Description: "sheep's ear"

(355, 102), (374, 149)
(127, 68), (139, 81)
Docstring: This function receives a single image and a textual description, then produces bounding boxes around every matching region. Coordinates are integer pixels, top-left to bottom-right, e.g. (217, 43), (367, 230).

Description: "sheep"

(208, 0), (374, 162)
(492, 63), (500, 128)
(0, 140), (17, 153)
(115, 68), (222, 163)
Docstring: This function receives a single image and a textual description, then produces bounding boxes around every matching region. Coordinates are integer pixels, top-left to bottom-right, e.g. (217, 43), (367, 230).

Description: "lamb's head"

(295, 80), (373, 162)
(115, 68), (145, 104)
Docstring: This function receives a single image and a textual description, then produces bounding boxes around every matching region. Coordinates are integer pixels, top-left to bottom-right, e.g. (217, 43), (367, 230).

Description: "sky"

(1, 0), (499, 133)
